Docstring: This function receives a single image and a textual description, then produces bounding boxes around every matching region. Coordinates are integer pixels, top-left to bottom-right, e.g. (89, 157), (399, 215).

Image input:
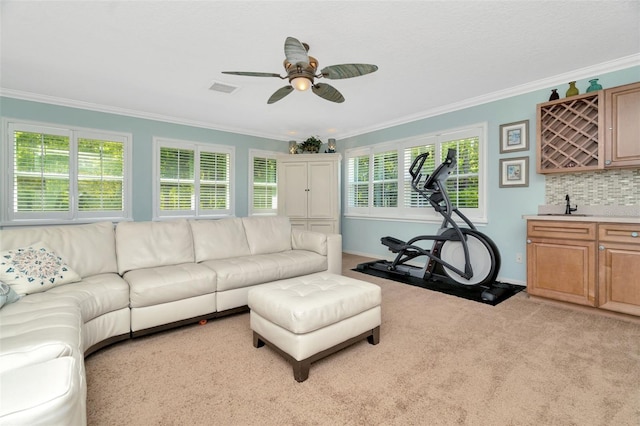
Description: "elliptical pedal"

(381, 236), (406, 253)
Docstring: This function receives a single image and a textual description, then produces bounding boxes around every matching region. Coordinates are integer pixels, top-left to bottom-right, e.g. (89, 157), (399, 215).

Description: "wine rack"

(536, 92), (603, 173)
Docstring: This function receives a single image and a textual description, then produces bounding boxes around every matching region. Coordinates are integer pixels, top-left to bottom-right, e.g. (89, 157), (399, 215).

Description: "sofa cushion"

(116, 220), (195, 274)
(0, 357), (86, 425)
(0, 274), (128, 327)
(0, 341), (73, 375)
(124, 263), (216, 308)
(0, 302), (82, 373)
(242, 216), (292, 255)
(0, 221), (118, 278)
(0, 243), (81, 295)
(45, 273), (130, 324)
(202, 250), (327, 292)
(189, 218), (251, 262)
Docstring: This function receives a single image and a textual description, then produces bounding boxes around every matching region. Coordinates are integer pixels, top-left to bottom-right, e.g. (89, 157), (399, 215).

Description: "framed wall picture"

(499, 157), (529, 188)
(499, 120), (529, 153)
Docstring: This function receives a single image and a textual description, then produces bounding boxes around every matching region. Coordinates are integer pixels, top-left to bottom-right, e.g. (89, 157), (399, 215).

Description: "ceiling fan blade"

(284, 36), (309, 66)
(222, 71), (283, 78)
(320, 64), (379, 79)
(267, 86), (294, 104)
(312, 83), (345, 103)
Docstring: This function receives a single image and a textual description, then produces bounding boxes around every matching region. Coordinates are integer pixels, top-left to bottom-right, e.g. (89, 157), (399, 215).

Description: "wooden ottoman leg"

(253, 331), (265, 348)
(292, 360), (311, 383)
(367, 326), (380, 345)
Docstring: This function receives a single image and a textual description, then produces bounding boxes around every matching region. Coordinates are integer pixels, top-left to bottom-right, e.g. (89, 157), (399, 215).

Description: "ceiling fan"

(222, 36), (378, 104)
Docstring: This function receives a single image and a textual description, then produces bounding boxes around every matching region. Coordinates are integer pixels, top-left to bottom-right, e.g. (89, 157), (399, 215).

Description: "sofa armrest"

(325, 233), (342, 275)
(291, 229), (342, 274)
(291, 228), (327, 255)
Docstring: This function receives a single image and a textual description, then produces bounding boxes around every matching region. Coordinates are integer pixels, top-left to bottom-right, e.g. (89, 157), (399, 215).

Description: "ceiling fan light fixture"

(222, 37), (377, 104)
(291, 76), (312, 91)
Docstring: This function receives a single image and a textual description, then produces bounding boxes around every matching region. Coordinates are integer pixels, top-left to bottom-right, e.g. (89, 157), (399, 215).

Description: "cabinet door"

(527, 238), (597, 306)
(308, 221), (336, 234)
(598, 242), (640, 316)
(307, 161), (335, 219)
(597, 223), (640, 315)
(290, 220), (308, 231)
(604, 81), (640, 168)
(280, 162), (308, 218)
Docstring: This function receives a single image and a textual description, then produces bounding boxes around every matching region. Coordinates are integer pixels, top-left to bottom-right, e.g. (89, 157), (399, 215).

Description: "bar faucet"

(565, 194), (577, 215)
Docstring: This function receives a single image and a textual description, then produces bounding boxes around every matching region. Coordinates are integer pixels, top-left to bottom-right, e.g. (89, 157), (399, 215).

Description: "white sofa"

(0, 216), (341, 425)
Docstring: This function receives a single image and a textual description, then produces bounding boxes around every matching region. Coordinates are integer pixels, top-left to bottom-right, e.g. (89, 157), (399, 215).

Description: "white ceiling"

(1, 1), (639, 142)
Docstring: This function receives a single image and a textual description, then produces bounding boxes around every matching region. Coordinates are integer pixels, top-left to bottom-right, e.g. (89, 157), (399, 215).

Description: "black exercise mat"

(353, 263), (524, 306)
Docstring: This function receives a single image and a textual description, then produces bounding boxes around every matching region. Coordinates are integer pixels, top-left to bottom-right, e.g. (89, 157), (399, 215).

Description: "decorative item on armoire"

(548, 89), (559, 101)
(586, 78), (603, 92)
(298, 136), (323, 153)
(325, 138), (337, 153)
(289, 140), (297, 154)
(566, 81), (579, 97)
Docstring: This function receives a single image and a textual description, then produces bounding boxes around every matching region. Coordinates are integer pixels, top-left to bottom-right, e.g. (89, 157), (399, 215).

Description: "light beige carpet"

(85, 254), (640, 425)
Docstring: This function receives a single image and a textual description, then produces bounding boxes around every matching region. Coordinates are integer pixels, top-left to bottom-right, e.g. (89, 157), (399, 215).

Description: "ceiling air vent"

(209, 81), (239, 94)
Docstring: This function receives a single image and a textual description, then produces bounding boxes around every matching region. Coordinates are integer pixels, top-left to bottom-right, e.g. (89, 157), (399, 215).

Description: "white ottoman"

(248, 272), (381, 382)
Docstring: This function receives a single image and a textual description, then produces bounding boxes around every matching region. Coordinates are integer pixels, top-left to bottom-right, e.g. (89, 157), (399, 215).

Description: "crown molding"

(2, 54), (639, 141)
(0, 89), (287, 141)
(337, 53), (640, 139)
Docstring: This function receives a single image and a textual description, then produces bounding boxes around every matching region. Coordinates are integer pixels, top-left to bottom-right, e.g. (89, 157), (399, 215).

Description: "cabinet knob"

(526, 239), (531, 244)
(599, 245), (605, 251)
(632, 232), (638, 238)
(605, 160), (612, 165)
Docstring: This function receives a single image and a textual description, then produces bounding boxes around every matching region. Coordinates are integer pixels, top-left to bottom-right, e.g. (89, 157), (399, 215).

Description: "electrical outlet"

(515, 253), (523, 264)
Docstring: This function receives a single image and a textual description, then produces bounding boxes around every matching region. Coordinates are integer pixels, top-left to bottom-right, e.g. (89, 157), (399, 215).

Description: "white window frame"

(344, 123), (487, 223)
(1, 118), (132, 225)
(153, 137), (235, 220)
(248, 149), (278, 216)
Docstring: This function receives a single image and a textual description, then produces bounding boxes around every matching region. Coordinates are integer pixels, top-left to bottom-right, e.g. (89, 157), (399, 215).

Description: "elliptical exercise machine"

(358, 148), (503, 301)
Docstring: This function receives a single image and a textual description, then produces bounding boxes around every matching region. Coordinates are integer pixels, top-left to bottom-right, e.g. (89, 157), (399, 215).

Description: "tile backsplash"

(545, 168), (640, 206)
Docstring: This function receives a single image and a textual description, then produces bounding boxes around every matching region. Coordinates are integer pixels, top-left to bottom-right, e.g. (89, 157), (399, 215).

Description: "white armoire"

(277, 153), (341, 234)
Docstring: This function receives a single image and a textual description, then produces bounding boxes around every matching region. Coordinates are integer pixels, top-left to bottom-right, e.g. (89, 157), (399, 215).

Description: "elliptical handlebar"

(423, 148), (457, 191)
(409, 152), (429, 182)
(409, 148), (458, 195)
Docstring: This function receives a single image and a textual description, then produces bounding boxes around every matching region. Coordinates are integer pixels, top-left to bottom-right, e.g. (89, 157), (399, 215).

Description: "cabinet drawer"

(527, 220), (596, 241)
(598, 223), (640, 244)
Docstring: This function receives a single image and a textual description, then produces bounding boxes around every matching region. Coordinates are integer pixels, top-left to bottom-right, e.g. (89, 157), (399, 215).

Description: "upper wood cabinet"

(537, 92), (604, 173)
(536, 81), (640, 174)
(603, 81), (640, 168)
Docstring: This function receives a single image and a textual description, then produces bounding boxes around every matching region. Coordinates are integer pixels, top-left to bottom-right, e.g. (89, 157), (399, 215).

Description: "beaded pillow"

(0, 243), (81, 295)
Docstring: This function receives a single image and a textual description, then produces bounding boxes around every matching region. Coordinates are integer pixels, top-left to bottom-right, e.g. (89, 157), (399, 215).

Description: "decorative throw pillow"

(0, 281), (21, 309)
(0, 243), (81, 295)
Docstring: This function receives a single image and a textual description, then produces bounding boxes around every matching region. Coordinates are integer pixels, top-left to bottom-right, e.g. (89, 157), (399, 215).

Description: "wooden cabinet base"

(527, 220), (640, 316)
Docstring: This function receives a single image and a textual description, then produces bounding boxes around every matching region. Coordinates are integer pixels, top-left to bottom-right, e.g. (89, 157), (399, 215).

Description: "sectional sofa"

(0, 216), (341, 425)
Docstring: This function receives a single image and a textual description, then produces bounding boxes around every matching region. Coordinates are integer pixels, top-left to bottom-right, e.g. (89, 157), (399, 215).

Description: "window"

(249, 150), (278, 215)
(154, 138), (234, 219)
(347, 152), (370, 212)
(345, 123), (486, 222)
(373, 150), (399, 208)
(3, 120), (131, 224)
